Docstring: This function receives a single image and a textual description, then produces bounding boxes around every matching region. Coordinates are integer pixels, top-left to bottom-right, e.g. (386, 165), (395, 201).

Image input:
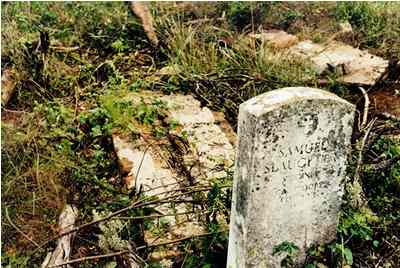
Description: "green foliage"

(101, 95), (136, 131)
(161, 17), (317, 126)
(277, 9), (304, 30)
(329, 243), (353, 266)
(325, 75), (349, 99)
(272, 241), (299, 267)
(111, 39), (129, 53)
(101, 90), (167, 135)
(128, 79), (149, 92)
(338, 209), (374, 241)
(1, 253), (30, 268)
(364, 136), (400, 219)
(335, 2), (400, 55)
(136, 98), (166, 125)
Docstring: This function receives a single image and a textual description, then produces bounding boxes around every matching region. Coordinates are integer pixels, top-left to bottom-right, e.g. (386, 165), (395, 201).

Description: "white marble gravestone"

(227, 87), (355, 267)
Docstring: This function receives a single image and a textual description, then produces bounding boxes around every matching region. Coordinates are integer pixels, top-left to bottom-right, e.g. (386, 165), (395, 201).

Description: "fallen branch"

(130, 2), (158, 46)
(115, 209), (208, 221)
(378, 112), (400, 123)
(351, 118), (376, 208)
(47, 250), (130, 268)
(5, 207), (41, 248)
(41, 205), (78, 268)
(367, 155), (400, 172)
(144, 229), (227, 250)
(2, 108), (30, 114)
(50, 46), (80, 52)
(35, 185), (230, 252)
(358, 86), (370, 130)
(48, 230), (228, 268)
(34, 198), (142, 252)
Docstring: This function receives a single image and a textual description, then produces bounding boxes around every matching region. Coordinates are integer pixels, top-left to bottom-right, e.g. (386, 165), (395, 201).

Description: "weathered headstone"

(227, 87), (355, 267)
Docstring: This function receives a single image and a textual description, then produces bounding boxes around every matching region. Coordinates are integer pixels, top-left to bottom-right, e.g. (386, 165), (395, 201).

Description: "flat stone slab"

(250, 30), (299, 49)
(289, 40), (325, 58)
(161, 94), (235, 184)
(112, 92), (236, 264)
(113, 134), (175, 192)
(228, 87), (355, 267)
(290, 41), (388, 85)
(161, 95), (215, 125)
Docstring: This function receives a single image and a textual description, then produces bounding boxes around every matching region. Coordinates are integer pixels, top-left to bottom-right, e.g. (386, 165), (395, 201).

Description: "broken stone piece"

(290, 41), (388, 85)
(113, 134), (176, 192)
(161, 94), (235, 184)
(1, 68), (17, 106)
(250, 30), (299, 49)
(338, 21), (353, 34)
(41, 205), (78, 268)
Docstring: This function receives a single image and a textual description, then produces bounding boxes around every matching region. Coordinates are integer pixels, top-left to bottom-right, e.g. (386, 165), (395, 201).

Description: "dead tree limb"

(358, 86), (370, 130)
(47, 230), (227, 268)
(351, 118), (376, 208)
(130, 2), (159, 46)
(35, 185), (230, 252)
(5, 207), (41, 248)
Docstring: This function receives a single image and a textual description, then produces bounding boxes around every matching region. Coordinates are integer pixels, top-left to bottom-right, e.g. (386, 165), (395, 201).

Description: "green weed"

(335, 2), (400, 57)
(157, 17), (318, 126)
(272, 241), (299, 267)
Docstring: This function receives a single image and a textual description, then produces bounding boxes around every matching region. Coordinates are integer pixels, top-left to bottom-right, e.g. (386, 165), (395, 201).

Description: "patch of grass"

(335, 2), (400, 57)
(156, 17), (318, 126)
(1, 100), (123, 265)
(305, 128), (400, 267)
(221, 2), (270, 31)
(1, 2), (152, 110)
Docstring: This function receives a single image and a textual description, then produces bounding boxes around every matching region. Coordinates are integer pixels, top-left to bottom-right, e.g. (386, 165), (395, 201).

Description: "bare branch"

(47, 230), (228, 268)
(351, 118), (376, 208)
(5, 207), (41, 248)
(358, 86), (370, 130)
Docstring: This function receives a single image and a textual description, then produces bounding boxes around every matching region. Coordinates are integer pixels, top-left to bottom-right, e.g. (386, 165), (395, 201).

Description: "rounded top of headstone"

(241, 87), (354, 116)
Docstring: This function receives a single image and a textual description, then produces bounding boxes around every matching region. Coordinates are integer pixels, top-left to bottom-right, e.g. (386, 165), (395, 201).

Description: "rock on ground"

(112, 92), (235, 264)
(249, 30), (299, 49)
(290, 40), (388, 85)
(1, 68), (17, 106)
(161, 94), (235, 185)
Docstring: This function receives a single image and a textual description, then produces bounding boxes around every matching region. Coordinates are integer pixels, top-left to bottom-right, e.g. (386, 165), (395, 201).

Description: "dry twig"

(48, 230), (227, 268)
(358, 86), (370, 130)
(35, 185), (229, 252)
(351, 118), (377, 208)
(5, 207), (41, 248)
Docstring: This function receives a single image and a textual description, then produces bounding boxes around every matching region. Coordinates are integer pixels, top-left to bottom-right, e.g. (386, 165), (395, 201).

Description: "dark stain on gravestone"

(297, 112), (318, 136)
(236, 174), (249, 218)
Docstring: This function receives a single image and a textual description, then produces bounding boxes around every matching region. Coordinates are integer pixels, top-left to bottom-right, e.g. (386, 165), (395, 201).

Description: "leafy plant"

(136, 98), (165, 125)
(111, 39), (129, 53)
(335, 2), (400, 56)
(338, 209), (374, 241)
(272, 241), (299, 267)
(329, 243), (353, 266)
